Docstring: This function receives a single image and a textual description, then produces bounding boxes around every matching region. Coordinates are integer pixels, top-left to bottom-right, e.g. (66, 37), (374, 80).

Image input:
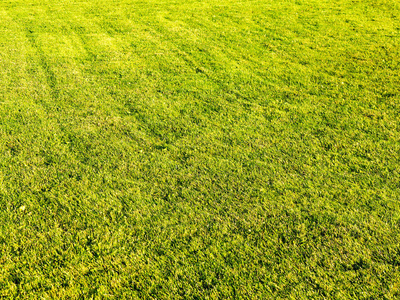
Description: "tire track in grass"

(14, 4), (165, 211)
(0, 7), (95, 252)
(5, 12), (66, 119)
(0, 9), (149, 293)
(3, 9), (118, 216)
(23, 27), (59, 100)
(0, 10), (65, 149)
(35, 5), (149, 155)
(8, 3), (158, 212)
(55, 6), (188, 146)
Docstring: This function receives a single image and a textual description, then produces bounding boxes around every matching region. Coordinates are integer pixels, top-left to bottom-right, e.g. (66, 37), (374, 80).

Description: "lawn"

(0, 0), (399, 298)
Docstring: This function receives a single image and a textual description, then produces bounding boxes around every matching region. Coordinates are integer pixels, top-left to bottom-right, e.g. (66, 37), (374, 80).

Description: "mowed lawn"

(0, 0), (399, 298)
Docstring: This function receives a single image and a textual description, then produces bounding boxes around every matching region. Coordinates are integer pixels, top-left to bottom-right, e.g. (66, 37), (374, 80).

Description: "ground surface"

(0, 0), (399, 298)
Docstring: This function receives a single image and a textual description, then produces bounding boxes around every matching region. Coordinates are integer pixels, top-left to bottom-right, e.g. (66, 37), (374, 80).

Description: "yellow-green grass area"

(0, 0), (399, 298)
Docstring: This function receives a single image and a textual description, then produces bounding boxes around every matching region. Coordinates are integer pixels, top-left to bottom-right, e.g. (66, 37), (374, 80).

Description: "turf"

(0, 0), (399, 298)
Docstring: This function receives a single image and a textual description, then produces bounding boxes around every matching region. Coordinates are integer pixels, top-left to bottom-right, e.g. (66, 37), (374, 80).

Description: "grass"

(0, 0), (399, 298)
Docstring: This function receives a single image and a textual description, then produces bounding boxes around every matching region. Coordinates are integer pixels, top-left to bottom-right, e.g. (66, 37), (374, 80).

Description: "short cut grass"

(0, 0), (399, 298)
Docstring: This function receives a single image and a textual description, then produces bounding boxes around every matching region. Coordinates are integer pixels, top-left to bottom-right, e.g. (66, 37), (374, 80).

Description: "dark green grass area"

(0, 0), (399, 298)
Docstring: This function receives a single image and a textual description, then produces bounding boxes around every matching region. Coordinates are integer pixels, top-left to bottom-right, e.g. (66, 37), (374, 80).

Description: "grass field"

(0, 0), (399, 298)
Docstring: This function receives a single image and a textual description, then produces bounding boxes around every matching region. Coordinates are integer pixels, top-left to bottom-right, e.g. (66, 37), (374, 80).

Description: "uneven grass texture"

(0, 0), (399, 298)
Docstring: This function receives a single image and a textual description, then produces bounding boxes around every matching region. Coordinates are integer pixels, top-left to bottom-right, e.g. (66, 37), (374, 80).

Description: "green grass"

(0, 0), (399, 298)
